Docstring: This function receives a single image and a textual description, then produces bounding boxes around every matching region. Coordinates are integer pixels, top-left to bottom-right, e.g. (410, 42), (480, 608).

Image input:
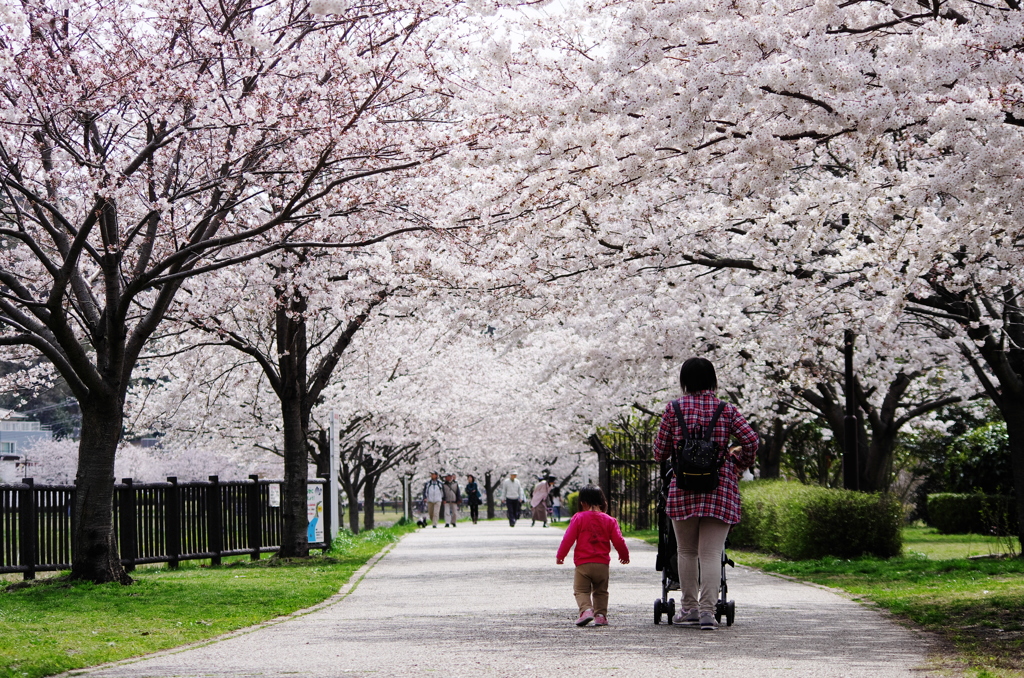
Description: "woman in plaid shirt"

(653, 357), (759, 630)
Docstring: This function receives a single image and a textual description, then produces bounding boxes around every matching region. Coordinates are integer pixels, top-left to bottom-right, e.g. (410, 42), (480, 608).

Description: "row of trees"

(2, 0), (1023, 585)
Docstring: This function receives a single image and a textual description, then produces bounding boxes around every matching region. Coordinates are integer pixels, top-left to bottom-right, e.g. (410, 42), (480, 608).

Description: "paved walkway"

(70, 521), (937, 677)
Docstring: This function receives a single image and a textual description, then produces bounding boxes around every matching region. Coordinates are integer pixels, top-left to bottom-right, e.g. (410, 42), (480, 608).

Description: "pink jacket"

(556, 510), (630, 566)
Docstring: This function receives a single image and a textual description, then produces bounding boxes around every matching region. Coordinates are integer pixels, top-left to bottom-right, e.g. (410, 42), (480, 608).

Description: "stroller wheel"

(726, 600), (735, 626)
(666, 598), (676, 625)
(654, 598), (663, 625)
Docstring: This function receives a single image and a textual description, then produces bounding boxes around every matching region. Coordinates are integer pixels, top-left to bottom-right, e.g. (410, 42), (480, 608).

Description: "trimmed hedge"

(730, 480), (903, 559)
(565, 491), (580, 516)
(926, 493), (1018, 535)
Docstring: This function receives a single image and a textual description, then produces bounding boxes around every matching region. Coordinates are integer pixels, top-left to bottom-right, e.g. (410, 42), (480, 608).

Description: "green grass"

(903, 525), (1013, 560)
(621, 524), (1023, 677)
(0, 524), (415, 678)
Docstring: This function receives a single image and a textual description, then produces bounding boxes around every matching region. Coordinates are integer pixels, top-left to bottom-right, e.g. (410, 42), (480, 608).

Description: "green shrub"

(943, 422), (1014, 495)
(566, 491), (580, 516)
(927, 493), (1018, 535)
(732, 480), (903, 559)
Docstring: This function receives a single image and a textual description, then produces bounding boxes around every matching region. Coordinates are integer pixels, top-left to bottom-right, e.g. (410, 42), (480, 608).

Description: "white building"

(0, 408), (53, 483)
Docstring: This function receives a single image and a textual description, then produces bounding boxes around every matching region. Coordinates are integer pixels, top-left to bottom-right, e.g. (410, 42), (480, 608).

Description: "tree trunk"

(348, 498), (360, 534)
(70, 402), (132, 584)
(363, 476), (377, 532)
(863, 425), (898, 492)
(338, 458), (364, 535)
(278, 395), (310, 558)
(999, 400), (1024, 556)
(757, 417), (789, 479)
(485, 471), (497, 519)
(275, 286), (311, 558)
(796, 384), (871, 491)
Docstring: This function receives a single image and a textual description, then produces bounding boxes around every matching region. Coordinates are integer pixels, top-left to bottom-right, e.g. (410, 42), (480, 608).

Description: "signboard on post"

(307, 484), (324, 544)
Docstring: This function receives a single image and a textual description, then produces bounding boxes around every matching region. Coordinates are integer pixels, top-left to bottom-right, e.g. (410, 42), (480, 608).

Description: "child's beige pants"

(573, 562), (610, 615)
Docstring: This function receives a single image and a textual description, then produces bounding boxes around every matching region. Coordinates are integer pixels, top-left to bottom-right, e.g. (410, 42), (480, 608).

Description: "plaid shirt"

(652, 391), (759, 525)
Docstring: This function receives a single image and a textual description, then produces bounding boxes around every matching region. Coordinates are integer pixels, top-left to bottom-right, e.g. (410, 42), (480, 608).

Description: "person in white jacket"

(498, 472), (526, 527)
(423, 472), (444, 528)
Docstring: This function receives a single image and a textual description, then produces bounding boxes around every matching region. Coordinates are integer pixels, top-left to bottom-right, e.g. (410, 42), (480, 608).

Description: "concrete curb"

(62, 534), (405, 676)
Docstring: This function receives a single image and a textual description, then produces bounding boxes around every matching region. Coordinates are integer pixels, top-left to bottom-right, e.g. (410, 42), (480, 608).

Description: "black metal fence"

(0, 475), (328, 579)
(606, 458), (660, 531)
(593, 422), (661, 531)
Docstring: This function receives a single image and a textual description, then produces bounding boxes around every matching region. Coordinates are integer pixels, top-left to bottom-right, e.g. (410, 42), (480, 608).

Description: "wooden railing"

(0, 475), (329, 579)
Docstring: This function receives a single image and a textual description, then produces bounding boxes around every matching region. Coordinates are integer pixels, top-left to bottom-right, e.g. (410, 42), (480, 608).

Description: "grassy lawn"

(623, 524), (1024, 677)
(0, 524), (414, 678)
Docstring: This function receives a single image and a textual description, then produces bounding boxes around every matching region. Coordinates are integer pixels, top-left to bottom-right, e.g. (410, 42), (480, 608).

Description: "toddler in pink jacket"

(556, 486), (630, 626)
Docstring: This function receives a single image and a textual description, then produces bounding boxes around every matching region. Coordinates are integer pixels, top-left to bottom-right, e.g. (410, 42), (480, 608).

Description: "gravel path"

(68, 520), (937, 677)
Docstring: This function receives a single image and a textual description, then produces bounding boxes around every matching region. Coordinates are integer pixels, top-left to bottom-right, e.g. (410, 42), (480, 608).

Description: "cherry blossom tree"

(448, 0), (1024, 545)
(0, 0), (473, 582)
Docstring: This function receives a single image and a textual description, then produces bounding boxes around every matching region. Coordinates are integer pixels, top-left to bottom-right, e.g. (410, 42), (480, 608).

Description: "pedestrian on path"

(530, 476), (554, 527)
(464, 474), (482, 524)
(443, 473), (461, 527)
(556, 486), (630, 627)
(551, 489), (562, 522)
(653, 357), (759, 630)
(498, 471), (525, 527)
(423, 472), (444, 528)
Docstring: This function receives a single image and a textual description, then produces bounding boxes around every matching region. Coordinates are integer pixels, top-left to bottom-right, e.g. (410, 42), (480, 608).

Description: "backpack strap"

(672, 400), (726, 442)
(671, 401), (688, 441)
(704, 402), (726, 441)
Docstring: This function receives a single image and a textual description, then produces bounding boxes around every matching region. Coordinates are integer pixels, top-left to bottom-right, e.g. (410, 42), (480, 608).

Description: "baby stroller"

(653, 461), (736, 626)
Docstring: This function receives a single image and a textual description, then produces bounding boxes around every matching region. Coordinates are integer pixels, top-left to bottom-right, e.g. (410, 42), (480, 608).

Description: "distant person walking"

(465, 474), (482, 524)
(443, 473), (461, 527)
(423, 472), (444, 528)
(550, 490), (562, 522)
(498, 472), (525, 527)
(531, 476), (555, 527)
(556, 486), (630, 627)
(653, 357), (759, 630)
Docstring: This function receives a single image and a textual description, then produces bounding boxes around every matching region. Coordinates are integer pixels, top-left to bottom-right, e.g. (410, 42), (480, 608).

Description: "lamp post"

(843, 330), (860, 491)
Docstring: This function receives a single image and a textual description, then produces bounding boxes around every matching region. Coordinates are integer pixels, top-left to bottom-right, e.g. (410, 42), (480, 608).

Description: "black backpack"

(671, 401), (726, 493)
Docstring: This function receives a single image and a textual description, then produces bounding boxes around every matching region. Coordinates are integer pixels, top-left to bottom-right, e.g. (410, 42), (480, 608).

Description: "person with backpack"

(653, 357), (759, 630)
(422, 472), (445, 528)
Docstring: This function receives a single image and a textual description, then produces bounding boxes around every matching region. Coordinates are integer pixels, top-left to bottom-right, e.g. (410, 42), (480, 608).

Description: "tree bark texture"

(363, 479), (376, 532)
(276, 290), (312, 558)
(756, 417), (790, 479)
(485, 471), (496, 519)
(71, 403), (132, 584)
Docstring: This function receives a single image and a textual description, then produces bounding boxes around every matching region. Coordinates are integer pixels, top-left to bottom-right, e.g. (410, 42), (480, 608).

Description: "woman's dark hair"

(577, 486), (607, 510)
(466, 474), (475, 481)
(680, 357), (718, 393)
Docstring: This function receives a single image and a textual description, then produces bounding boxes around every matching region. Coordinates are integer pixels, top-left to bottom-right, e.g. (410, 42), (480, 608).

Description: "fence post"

(402, 475), (411, 522)
(19, 478), (37, 581)
(166, 477), (181, 569)
(118, 478), (138, 572)
(247, 474), (262, 561)
(207, 476), (222, 566)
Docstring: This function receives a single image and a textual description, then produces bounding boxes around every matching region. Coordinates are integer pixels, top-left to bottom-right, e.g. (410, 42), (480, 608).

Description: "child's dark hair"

(577, 486), (607, 510)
